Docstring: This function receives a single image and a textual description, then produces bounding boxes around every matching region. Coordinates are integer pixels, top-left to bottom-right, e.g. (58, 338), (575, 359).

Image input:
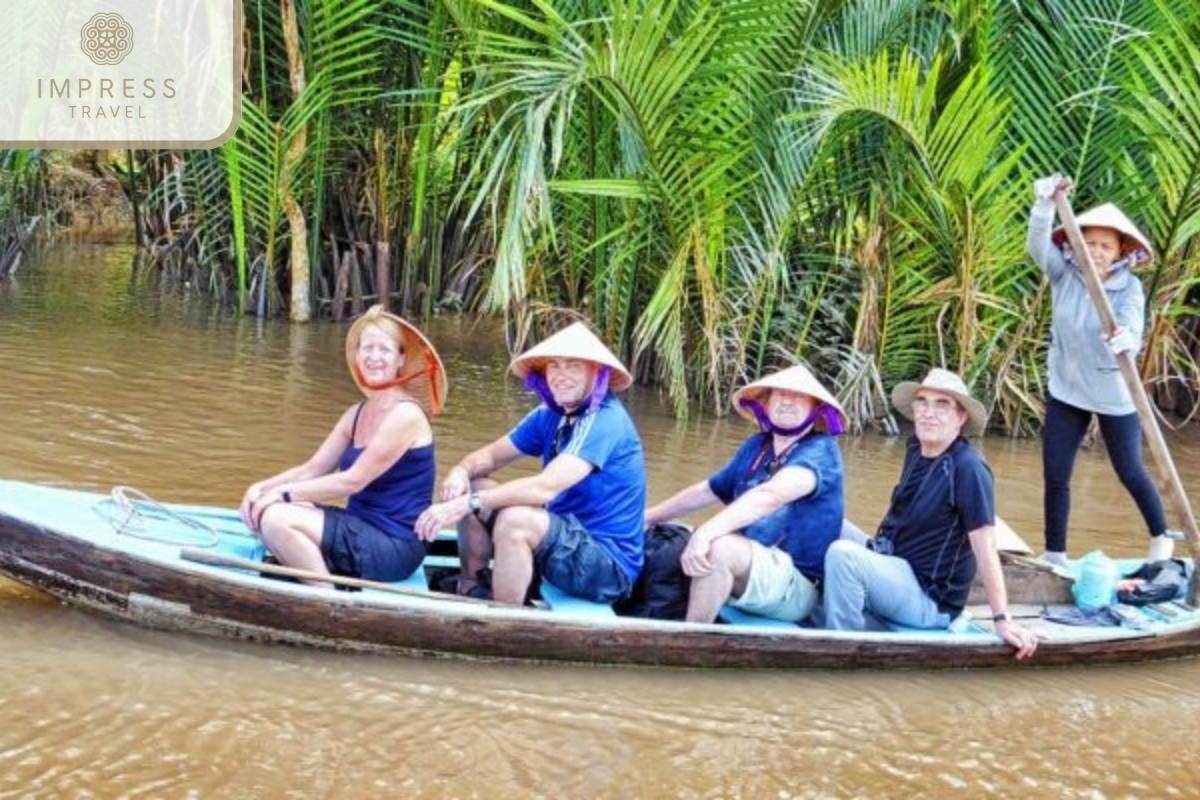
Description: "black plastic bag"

(614, 522), (693, 620)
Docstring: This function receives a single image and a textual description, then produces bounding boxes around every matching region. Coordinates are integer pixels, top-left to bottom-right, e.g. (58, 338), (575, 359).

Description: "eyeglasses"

(912, 396), (958, 416)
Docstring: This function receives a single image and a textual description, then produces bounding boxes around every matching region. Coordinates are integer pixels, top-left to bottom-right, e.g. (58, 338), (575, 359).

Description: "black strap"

(876, 445), (947, 546)
(349, 401), (366, 442)
(746, 434), (805, 479)
(549, 415), (579, 459)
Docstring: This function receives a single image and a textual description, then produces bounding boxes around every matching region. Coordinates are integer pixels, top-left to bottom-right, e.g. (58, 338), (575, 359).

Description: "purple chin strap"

(525, 366), (611, 416)
(739, 397), (844, 436)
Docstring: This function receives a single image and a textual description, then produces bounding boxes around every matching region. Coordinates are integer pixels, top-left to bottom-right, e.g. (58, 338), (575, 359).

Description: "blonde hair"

(355, 305), (405, 354)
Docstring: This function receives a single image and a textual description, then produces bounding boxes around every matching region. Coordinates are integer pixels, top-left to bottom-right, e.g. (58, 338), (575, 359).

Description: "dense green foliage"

(26, 0), (1200, 432)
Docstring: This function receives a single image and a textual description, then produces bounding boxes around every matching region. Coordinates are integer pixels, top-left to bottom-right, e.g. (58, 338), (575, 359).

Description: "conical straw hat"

(732, 364), (847, 429)
(1051, 202), (1153, 262)
(345, 306), (448, 416)
(509, 322), (632, 391)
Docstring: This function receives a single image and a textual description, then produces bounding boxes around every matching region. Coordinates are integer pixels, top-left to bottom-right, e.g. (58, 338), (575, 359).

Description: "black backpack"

(614, 522), (692, 620)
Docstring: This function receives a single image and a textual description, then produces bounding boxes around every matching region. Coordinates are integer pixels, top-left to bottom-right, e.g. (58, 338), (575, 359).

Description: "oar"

(180, 547), (493, 606)
(1052, 190), (1200, 603)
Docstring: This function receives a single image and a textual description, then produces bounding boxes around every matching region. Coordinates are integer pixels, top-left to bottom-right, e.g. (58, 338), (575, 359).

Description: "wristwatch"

(468, 492), (484, 515)
(992, 612), (1010, 623)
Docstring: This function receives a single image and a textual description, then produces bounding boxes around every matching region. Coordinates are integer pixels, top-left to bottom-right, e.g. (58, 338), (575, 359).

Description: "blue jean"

(822, 539), (949, 631)
(1042, 395), (1167, 552)
(534, 513), (631, 603)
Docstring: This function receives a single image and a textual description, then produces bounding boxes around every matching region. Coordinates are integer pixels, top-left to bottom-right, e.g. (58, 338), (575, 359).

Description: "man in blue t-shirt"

(822, 368), (1039, 660)
(644, 365), (845, 623)
(415, 322), (646, 606)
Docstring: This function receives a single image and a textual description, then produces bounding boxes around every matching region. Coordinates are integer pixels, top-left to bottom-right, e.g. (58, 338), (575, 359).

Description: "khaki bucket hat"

(891, 368), (987, 436)
(1051, 202), (1154, 263)
(732, 364), (847, 431)
(509, 322), (633, 391)
(345, 305), (448, 416)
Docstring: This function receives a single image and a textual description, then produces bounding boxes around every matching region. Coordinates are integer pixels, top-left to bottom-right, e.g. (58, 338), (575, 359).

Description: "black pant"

(1042, 395), (1166, 552)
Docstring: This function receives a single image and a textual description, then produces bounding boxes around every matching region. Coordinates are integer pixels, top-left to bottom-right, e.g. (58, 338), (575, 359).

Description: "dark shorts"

(321, 508), (426, 582)
(533, 513), (631, 604)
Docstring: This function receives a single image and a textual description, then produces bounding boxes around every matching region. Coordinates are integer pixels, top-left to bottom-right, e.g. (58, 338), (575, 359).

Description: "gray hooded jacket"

(1027, 201), (1144, 416)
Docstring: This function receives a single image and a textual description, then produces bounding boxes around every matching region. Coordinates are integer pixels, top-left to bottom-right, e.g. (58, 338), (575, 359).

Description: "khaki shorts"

(729, 540), (817, 621)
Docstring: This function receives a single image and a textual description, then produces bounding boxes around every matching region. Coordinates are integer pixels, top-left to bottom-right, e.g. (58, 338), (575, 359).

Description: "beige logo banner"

(1, 0), (241, 148)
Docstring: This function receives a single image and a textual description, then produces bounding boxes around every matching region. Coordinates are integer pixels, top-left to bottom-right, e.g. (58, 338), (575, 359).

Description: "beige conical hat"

(1051, 202), (1153, 262)
(509, 321), (632, 391)
(891, 367), (987, 436)
(732, 364), (847, 431)
(345, 305), (448, 416)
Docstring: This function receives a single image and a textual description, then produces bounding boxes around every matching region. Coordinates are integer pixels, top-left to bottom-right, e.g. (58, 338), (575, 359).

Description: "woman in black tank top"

(238, 305), (447, 586)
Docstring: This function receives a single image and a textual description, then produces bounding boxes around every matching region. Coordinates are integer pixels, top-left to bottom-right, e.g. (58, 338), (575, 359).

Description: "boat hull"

(2, 480), (1199, 669)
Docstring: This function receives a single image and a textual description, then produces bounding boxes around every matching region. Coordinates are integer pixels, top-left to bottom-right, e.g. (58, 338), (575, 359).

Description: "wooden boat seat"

(884, 614), (986, 634)
(418, 549), (617, 617)
(421, 554), (460, 569)
(718, 605), (797, 629)
(390, 568), (430, 591)
(539, 582), (617, 617)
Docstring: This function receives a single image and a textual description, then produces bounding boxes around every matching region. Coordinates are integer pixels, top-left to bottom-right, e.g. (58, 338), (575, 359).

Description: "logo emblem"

(80, 12), (134, 66)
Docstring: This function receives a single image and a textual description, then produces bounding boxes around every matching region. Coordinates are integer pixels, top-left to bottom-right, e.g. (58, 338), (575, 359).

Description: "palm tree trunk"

(373, 128), (391, 311)
(281, 0), (310, 323)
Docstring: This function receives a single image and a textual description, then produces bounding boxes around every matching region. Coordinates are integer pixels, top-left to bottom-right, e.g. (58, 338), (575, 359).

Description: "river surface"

(2, 245), (1200, 798)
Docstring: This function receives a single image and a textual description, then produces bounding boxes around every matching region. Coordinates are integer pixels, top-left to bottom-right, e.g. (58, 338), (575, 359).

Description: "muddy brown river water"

(1, 244), (1199, 798)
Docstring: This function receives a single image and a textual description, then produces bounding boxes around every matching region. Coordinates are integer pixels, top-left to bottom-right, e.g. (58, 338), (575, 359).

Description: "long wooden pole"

(180, 548), (492, 606)
(1052, 193), (1200, 603)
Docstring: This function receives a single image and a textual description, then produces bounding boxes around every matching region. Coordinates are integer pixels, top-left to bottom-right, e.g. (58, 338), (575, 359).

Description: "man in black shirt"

(823, 368), (1038, 660)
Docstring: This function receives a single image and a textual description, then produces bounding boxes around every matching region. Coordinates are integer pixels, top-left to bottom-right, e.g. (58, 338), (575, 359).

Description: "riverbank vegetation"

(0, 151), (135, 280)
(4, 0), (1199, 433)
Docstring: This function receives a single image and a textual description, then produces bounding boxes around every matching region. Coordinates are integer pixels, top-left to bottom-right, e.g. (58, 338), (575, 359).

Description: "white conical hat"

(732, 364), (847, 430)
(509, 321), (632, 391)
(1051, 202), (1153, 262)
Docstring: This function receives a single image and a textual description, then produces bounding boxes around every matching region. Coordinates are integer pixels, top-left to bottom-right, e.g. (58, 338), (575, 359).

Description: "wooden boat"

(1, 477), (1198, 670)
